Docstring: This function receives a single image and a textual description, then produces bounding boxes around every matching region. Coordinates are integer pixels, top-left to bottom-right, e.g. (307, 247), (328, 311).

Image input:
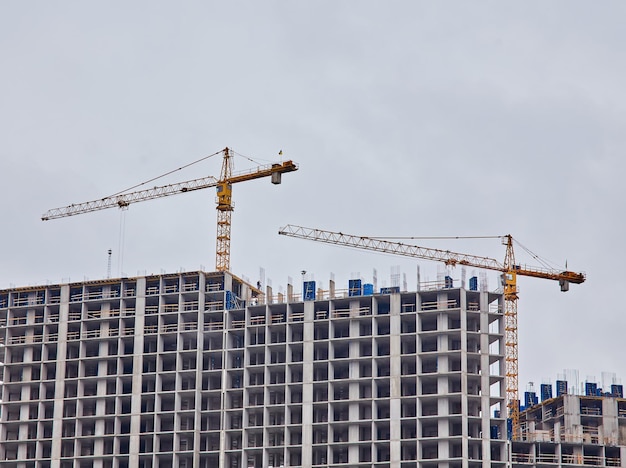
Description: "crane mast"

(42, 148), (298, 273)
(216, 148), (235, 272)
(278, 224), (585, 439)
(502, 235), (520, 438)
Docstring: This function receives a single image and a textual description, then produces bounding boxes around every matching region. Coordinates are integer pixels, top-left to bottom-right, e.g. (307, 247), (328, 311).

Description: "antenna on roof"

(107, 249), (112, 279)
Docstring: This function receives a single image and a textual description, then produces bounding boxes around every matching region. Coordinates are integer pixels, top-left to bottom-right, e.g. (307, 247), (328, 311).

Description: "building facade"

(0, 271), (507, 468)
(513, 394), (626, 467)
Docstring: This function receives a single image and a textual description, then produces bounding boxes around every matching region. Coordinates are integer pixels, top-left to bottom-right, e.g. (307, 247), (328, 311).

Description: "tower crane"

(42, 147), (298, 272)
(278, 224), (585, 439)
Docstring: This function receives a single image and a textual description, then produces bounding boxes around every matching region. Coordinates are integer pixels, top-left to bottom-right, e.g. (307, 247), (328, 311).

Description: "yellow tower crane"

(42, 147), (298, 272)
(278, 224), (585, 439)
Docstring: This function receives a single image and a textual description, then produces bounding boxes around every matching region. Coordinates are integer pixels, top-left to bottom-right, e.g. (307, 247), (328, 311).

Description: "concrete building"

(0, 270), (508, 468)
(513, 393), (626, 467)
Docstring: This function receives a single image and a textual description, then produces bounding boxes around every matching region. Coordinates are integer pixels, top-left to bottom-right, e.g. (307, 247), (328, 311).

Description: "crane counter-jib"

(508, 266), (586, 284)
(226, 160), (298, 184)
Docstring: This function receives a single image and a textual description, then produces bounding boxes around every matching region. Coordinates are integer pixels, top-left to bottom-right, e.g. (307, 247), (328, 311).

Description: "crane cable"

(513, 238), (563, 271)
(106, 148), (224, 277)
(105, 148), (282, 200)
(103, 147), (279, 276)
(232, 149), (282, 166)
(106, 149), (224, 199)
(371, 235), (565, 271)
(368, 235), (502, 240)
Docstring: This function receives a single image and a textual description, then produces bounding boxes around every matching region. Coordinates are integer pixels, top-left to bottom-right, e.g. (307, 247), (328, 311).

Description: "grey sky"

(2, 1), (625, 392)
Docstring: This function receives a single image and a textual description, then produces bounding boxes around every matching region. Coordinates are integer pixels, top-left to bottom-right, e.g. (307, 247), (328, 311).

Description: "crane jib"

(278, 224), (586, 286)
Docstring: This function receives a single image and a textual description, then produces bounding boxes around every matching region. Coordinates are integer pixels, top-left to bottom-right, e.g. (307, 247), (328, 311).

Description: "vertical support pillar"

(266, 285), (273, 305)
(301, 299), (315, 467)
(128, 276), (146, 467)
(51, 284), (70, 468)
(389, 293), (402, 466)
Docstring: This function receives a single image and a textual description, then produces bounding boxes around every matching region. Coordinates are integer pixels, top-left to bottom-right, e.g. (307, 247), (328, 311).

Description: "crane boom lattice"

(41, 176), (220, 220)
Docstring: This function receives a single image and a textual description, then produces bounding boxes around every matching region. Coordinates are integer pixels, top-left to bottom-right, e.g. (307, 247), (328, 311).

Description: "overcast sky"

(2, 2), (625, 393)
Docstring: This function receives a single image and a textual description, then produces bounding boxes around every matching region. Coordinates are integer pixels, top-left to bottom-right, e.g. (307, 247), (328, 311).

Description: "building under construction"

(513, 389), (626, 467)
(23, 146), (602, 466)
(0, 270), (513, 468)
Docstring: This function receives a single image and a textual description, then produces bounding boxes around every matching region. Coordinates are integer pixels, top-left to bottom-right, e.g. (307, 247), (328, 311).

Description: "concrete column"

(266, 285), (273, 305)
(480, 301), (493, 465)
(389, 293), (402, 466)
(301, 299), (315, 467)
(50, 284), (70, 468)
(128, 276), (146, 467)
(602, 398), (619, 444)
